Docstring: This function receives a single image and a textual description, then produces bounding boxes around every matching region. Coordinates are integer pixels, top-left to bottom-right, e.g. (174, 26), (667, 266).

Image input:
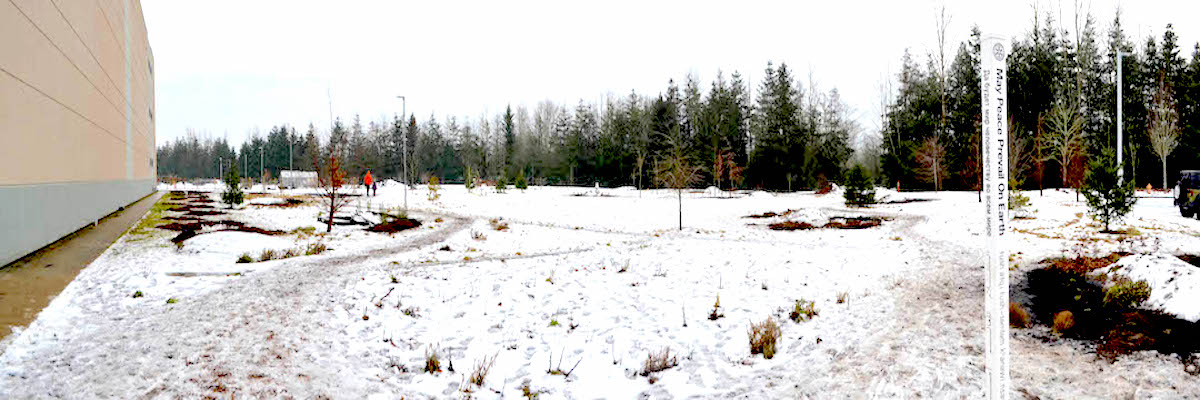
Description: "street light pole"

(400, 96), (407, 209)
(1117, 51), (1125, 184)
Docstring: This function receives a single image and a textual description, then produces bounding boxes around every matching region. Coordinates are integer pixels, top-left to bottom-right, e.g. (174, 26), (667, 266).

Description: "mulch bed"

(158, 220), (285, 243)
(1025, 257), (1200, 367)
(366, 218), (423, 233)
(768, 216), (882, 231)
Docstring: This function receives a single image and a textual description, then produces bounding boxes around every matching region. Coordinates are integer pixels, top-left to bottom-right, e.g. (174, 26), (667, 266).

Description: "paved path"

(0, 191), (164, 338)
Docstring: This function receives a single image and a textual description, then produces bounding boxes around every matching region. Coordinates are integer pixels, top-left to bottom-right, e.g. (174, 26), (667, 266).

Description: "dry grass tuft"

(1053, 310), (1075, 335)
(469, 354), (496, 387)
(424, 347), (441, 373)
(640, 347), (678, 376)
(1009, 302), (1031, 328)
(708, 294), (724, 320)
(748, 317), (782, 359)
(836, 291), (849, 304)
(789, 299), (818, 322)
(489, 218), (509, 231)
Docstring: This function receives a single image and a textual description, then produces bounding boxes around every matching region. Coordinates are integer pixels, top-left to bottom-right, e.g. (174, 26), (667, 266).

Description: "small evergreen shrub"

(843, 165), (876, 207)
(1103, 278), (1151, 309)
(496, 175), (508, 193)
(427, 176), (442, 202)
(515, 170), (529, 190)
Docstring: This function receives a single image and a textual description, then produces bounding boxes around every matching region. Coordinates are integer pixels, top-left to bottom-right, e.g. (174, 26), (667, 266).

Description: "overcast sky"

(143, 0), (1199, 148)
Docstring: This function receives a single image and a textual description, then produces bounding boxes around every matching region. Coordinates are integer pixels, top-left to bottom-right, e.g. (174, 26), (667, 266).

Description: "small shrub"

(520, 380), (541, 399)
(1009, 302), (1031, 328)
(236, 253), (253, 263)
(748, 317), (781, 359)
(469, 354), (496, 387)
(427, 176), (442, 202)
(1053, 310), (1075, 335)
(402, 307), (421, 318)
(1103, 279), (1151, 309)
(836, 291), (849, 304)
(789, 299), (818, 322)
(259, 248), (277, 262)
(1009, 178), (1031, 211)
(515, 170), (529, 190)
(465, 166), (478, 191)
(472, 230), (487, 241)
(424, 347), (441, 373)
(708, 294), (724, 320)
(304, 242), (328, 256)
(390, 275), (398, 284)
(166, 297), (178, 304)
(640, 347), (678, 376)
(490, 218), (509, 231)
(549, 318), (560, 327)
(843, 164), (876, 207)
(132, 290), (144, 298)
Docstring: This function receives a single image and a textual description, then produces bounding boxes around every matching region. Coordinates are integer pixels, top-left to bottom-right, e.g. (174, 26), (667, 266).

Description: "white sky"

(143, 0), (1199, 147)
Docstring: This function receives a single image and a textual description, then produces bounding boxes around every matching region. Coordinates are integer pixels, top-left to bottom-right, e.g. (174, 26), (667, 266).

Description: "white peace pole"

(981, 35), (1010, 399)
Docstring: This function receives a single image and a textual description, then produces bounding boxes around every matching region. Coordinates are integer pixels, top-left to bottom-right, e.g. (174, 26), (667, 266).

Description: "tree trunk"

(677, 190), (682, 231)
(327, 193), (335, 233)
(1162, 157), (1168, 190)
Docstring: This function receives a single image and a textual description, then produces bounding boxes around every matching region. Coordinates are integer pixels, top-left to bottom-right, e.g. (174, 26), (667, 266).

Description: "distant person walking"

(364, 170), (375, 196)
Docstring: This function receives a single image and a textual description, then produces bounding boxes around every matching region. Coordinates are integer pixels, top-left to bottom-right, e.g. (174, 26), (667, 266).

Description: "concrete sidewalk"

(0, 191), (164, 338)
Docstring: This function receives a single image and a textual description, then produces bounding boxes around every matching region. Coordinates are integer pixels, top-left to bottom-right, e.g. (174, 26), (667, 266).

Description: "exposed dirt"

(366, 218), (423, 233)
(157, 220), (285, 243)
(250, 198), (306, 208)
(768, 216), (882, 231)
(881, 198), (934, 204)
(744, 210), (798, 219)
(1175, 254), (1200, 269)
(1024, 258), (1200, 365)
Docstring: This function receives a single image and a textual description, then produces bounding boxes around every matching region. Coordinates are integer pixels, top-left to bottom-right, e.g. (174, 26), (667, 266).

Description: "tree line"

(158, 62), (858, 191)
(875, 8), (1200, 192)
(159, 8), (1199, 192)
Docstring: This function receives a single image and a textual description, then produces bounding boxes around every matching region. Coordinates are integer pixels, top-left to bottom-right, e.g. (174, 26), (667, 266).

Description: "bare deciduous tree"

(914, 136), (947, 191)
(315, 152), (352, 233)
(1008, 116), (1033, 185)
(654, 127), (701, 231)
(1040, 101), (1085, 190)
(1148, 74), (1181, 189)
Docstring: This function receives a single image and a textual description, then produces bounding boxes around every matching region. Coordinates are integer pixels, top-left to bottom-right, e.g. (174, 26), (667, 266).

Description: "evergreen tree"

(221, 162), (244, 208)
(1082, 148), (1137, 232)
(843, 164), (876, 207)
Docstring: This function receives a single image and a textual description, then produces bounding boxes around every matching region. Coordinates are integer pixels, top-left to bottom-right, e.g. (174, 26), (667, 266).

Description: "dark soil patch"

(882, 198), (934, 204)
(250, 198), (305, 208)
(768, 216), (882, 231)
(768, 221), (817, 230)
(367, 218), (423, 233)
(1175, 254), (1200, 268)
(1025, 259), (1200, 365)
(745, 209), (798, 219)
(158, 220), (285, 243)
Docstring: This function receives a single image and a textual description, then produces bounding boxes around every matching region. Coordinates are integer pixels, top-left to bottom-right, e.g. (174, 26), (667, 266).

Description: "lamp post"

(1117, 51), (1127, 183)
(397, 95), (407, 211)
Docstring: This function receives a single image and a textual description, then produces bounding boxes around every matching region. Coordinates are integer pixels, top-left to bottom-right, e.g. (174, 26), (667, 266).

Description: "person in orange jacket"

(364, 170), (375, 196)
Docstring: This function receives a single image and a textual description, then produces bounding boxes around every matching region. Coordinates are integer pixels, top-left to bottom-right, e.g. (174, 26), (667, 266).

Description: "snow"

(0, 185), (1196, 398)
(1090, 254), (1200, 322)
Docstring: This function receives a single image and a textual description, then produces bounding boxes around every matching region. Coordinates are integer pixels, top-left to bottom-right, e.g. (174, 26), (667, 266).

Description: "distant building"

(1, 1), (155, 266)
(280, 170), (318, 188)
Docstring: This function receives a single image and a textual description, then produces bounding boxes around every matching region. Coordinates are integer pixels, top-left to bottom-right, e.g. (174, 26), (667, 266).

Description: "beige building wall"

(1, 0), (155, 266)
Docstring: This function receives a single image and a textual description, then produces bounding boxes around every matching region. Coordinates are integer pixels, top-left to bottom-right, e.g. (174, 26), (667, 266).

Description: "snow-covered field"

(0, 183), (1197, 398)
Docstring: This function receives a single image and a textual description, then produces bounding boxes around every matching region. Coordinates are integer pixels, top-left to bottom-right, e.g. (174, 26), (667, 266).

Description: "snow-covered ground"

(0, 184), (1196, 398)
